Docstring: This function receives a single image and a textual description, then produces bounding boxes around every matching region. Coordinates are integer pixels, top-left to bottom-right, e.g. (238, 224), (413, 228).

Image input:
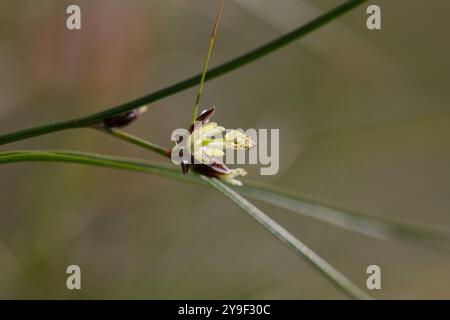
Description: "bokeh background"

(1, 0), (450, 299)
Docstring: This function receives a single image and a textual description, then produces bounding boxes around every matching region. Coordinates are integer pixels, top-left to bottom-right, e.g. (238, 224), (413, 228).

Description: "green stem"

(191, 0), (224, 124)
(2, 150), (450, 251)
(203, 176), (373, 300)
(0, 0), (368, 146)
(88, 130), (450, 250)
(93, 126), (170, 158)
(0, 149), (373, 299)
(240, 182), (450, 251)
(0, 150), (191, 183)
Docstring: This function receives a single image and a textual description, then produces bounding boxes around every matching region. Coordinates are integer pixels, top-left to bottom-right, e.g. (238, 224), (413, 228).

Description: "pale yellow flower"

(187, 122), (255, 165)
(180, 107), (254, 186)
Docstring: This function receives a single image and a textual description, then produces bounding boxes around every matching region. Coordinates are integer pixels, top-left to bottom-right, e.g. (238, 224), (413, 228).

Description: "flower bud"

(193, 161), (247, 186)
(102, 106), (148, 128)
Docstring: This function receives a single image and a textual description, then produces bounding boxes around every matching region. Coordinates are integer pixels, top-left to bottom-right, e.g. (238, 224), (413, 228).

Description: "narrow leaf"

(0, 0), (368, 146)
(239, 183), (450, 251)
(203, 176), (372, 300)
(191, 0), (225, 124)
(2, 150), (449, 252)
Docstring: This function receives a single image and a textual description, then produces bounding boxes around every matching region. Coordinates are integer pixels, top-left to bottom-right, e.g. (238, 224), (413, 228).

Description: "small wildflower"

(102, 106), (148, 128)
(186, 108), (255, 165)
(179, 107), (253, 186)
(188, 121), (226, 164)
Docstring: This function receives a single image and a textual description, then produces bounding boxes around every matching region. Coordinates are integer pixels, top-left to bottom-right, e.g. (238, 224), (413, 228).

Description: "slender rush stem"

(2, 150), (450, 251)
(91, 129), (450, 250)
(0, 150), (190, 183)
(86, 128), (450, 250)
(93, 126), (170, 158)
(203, 176), (373, 300)
(0, 0), (368, 146)
(0, 148), (373, 299)
(191, 0), (224, 124)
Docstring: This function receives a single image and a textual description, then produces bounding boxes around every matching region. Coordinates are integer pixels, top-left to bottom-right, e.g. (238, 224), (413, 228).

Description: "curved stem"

(2, 150), (450, 251)
(0, 150), (191, 183)
(0, 0), (368, 146)
(204, 176), (373, 300)
(191, 0), (224, 124)
(70, 125), (450, 251)
(0, 149), (373, 298)
(93, 126), (170, 158)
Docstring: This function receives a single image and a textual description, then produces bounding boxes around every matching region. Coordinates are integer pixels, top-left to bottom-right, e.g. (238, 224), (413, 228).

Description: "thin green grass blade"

(191, 0), (224, 124)
(0, 0), (368, 146)
(239, 183), (450, 251)
(0, 150), (196, 185)
(2, 150), (449, 251)
(0, 149), (373, 298)
(202, 176), (372, 300)
(94, 127), (169, 157)
(91, 128), (450, 250)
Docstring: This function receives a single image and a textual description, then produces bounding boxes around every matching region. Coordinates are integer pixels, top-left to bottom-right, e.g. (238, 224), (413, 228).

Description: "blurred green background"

(1, 0), (450, 299)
